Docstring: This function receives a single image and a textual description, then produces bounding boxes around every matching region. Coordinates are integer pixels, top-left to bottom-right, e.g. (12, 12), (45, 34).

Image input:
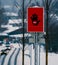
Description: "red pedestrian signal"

(27, 7), (44, 32)
(30, 13), (40, 26)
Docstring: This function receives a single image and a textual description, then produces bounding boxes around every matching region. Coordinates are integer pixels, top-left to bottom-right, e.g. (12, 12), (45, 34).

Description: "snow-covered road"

(0, 44), (58, 65)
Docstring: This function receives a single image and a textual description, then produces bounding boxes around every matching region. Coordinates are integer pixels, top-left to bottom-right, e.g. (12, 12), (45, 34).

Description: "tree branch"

(24, 0), (32, 9)
(49, 0), (57, 10)
(48, 0), (53, 7)
(42, 0), (46, 7)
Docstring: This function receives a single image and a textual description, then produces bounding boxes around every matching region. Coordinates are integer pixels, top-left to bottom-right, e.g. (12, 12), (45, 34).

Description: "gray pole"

(34, 32), (39, 65)
(38, 40), (40, 65)
(30, 44), (33, 65)
(37, 33), (40, 65)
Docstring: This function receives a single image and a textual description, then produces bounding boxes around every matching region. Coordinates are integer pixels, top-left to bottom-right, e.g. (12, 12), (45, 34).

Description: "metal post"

(22, 0), (24, 65)
(30, 44), (32, 65)
(38, 33), (40, 65)
(34, 32), (39, 65)
(45, 0), (49, 65)
(38, 41), (40, 65)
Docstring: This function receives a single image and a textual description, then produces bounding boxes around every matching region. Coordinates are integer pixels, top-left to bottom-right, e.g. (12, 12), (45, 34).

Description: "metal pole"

(22, 0), (24, 65)
(38, 33), (40, 65)
(35, 32), (39, 65)
(30, 44), (32, 65)
(45, 0), (49, 65)
(38, 41), (40, 65)
(34, 32), (36, 65)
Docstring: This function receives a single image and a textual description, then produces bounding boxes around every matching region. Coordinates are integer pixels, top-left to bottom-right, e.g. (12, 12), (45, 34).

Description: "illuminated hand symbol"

(30, 13), (40, 25)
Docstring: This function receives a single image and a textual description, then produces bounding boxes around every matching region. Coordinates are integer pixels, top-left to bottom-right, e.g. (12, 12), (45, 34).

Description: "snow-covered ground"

(24, 44), (58, 65)
(0, 44), (58, 65)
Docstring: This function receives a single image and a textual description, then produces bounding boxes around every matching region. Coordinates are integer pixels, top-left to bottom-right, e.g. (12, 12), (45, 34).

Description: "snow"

(1, 25), (12, 28)
(8, 19), (21, 24)
(3, 12), (18, 16)
(0, 33), (8, 35)
(0, 44), (7, 53)
(0, 44), (58, 65)
(48, 53), (58, 65)
(8, 19), (27, 24)
(24, 44), (58, 65)
(9, 33), (31, 37)
(3, 48), (15, 65)
(3, 27), (19, 33)
(3, 5), (12, 8)
(10, 43), (21, 48)
(50, 14), (58, 20)
(1, 19), (27, 34)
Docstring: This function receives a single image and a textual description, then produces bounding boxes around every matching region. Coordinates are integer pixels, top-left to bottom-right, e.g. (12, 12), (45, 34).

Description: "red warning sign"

(27, 7), (44, 32)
